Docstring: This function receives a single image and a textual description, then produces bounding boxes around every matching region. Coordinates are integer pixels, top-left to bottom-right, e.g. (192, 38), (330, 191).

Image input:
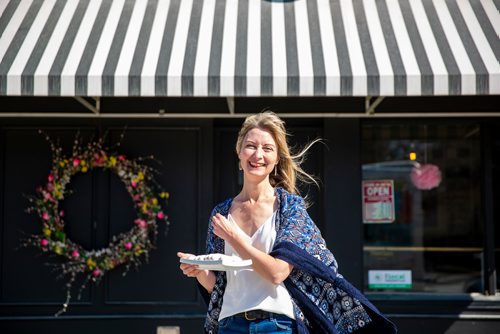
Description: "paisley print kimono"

(200, 187), (397, 334)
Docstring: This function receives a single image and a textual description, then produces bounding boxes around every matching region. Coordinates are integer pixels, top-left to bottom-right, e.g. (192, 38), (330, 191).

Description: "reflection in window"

(362, 123), (482, 294)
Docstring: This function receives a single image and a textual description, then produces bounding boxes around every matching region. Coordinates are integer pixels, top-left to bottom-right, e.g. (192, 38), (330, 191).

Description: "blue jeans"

(218, 313), (297, 333)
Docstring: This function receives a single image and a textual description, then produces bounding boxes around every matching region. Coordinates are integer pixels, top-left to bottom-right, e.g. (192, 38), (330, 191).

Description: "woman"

(178, 112), (397, 334)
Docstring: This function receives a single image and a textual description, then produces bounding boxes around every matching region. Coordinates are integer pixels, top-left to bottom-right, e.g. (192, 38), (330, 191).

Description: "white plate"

(180, 256), (252, 271)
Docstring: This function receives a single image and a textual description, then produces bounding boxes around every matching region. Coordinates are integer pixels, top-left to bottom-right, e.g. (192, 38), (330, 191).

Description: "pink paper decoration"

(411, 164), (442, 190)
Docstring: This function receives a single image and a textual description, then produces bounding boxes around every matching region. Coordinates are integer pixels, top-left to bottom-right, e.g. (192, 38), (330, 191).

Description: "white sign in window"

(368, 270), (412, 289)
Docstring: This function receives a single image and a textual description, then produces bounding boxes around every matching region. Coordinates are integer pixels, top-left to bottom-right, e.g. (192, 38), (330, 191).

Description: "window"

(493, 124), (500, 294)
(362, 122), (482, 294)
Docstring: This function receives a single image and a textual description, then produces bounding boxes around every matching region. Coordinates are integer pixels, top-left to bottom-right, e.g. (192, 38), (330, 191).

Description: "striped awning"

(0, 0), (498, 97)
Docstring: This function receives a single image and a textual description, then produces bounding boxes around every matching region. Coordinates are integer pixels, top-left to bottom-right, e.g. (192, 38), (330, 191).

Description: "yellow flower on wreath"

(141, 202), (149, 214)
(87, 258), (96, 270)
(108, 156), (117, 167)
(134, 244), (144, 256)
(54, 244), (63, 255)
(104, 258), (115, 270)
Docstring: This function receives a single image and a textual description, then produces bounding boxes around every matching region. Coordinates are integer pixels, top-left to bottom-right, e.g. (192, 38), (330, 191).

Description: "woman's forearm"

(196, 269), (216, 293)
(228, 233), (292, 285)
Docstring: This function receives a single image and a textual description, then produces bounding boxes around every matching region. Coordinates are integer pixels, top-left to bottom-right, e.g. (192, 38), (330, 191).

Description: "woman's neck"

(238, 179), (275, 203)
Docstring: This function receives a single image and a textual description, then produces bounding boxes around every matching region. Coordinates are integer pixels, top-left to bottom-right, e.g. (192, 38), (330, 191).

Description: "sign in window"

(368, 270), (412, 289)
(362, 180), (395, 223)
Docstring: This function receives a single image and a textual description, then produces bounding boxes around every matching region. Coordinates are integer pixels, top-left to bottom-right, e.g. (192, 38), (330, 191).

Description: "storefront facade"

(0, 1), (499, 333)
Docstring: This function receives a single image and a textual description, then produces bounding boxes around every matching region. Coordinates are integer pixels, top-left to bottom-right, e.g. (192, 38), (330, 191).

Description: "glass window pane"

(362, 123), (482, 294)
(493, 128), (500, 293)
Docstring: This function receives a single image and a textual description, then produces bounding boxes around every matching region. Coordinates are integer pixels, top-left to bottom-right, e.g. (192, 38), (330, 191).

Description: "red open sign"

(362, 180), (395, 223)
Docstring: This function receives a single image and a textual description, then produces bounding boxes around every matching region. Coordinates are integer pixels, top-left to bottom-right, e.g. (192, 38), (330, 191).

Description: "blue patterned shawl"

(201, 187), (397, 334)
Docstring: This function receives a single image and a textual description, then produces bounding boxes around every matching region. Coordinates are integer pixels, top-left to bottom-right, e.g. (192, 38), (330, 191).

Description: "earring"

(274, 164), (278, 176)
(238, 162), (242, 171)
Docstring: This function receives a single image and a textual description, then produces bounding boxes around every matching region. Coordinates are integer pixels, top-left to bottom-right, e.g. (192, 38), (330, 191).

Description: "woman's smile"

(248, 161), (267, 168)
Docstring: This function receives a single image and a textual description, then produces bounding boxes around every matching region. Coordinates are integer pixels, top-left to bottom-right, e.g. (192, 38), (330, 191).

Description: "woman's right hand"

(177, 252), (205, 278)
(177, 252), (216, 293)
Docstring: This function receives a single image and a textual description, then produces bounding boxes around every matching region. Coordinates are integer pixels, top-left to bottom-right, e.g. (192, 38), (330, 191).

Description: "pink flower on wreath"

(133, 195), (141, 202)
(411, 164), (442, 190)
(71, 250), (80, 258)
(118, 155), (126, 161)
(40, 239), (49, 247)
(157, 212), (165, 220)
(43, 191), (54, 202)
(42, 212), (49, 220)
(92, 268), (102, 278)
(134, 219), (147, 229)
(131, 180), (138, 188)
(93, 154), (104, 166)
(73, 158), (80, 167)
(48, 174), (54, 182)
(59, 210), (65, 217)
(125, 242), (133, 250)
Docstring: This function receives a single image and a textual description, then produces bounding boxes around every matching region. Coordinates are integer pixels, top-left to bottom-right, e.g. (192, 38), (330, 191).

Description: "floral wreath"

(22, 133), (169, 315)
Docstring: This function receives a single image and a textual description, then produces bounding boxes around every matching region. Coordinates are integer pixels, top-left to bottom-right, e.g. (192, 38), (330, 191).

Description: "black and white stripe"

(0, 0), (498, 97)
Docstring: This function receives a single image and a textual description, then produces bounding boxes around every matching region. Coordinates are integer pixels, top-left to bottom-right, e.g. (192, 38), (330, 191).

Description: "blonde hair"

(236, 111), (319, 195)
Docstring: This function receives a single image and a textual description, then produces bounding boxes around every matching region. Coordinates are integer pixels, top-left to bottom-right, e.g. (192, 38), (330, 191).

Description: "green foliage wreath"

(22, 133), (169, 315)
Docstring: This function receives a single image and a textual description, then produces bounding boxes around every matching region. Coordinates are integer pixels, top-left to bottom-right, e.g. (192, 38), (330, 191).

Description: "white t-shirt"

(218, 210), (295, 321)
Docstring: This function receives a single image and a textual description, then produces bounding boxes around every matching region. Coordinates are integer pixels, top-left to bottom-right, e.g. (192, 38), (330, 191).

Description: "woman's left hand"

(212, 214), (293, 285)
(211, 213), (238, 242)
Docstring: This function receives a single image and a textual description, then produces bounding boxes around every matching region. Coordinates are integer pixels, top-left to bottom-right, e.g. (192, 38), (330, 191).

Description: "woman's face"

(238, 127), (279, 181)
